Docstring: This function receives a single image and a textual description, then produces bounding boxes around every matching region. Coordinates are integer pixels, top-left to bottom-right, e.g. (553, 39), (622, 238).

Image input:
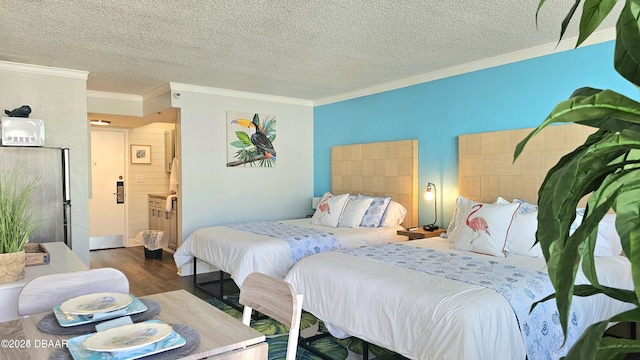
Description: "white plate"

(60, 292), (132, 315)
(82, 322), (173, 353)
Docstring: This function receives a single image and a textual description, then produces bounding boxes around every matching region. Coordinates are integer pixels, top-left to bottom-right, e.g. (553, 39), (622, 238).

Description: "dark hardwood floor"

(89, 246), (239, 300)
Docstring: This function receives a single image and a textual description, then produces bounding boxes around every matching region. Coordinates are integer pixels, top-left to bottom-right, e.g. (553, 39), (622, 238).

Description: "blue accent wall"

(313, 41), (637, 227)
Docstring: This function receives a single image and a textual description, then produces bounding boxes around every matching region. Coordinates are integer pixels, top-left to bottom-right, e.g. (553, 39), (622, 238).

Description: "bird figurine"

(231, 113), (277, 161)
(4, 105), (31, 118)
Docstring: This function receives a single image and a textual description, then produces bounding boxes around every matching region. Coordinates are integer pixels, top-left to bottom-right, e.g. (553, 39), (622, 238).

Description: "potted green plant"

(0, 171), (38, 283)
(515, 1), (640, 358)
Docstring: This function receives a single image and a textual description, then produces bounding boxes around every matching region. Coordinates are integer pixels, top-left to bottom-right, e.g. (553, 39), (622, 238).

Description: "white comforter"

(173, 218), (404, 287)
(284, 237), (634, 360)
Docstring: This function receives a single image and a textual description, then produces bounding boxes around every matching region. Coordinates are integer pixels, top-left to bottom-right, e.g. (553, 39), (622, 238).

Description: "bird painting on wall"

(227, 112), (277, 167)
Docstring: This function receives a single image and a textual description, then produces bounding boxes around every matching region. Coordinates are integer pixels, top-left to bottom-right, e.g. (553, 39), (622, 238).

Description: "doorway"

(89, 129), (126, 250)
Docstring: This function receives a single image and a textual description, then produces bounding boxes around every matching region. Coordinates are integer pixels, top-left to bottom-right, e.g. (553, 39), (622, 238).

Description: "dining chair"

(239, 272), (303, 360)
(18, 267), (129, 315)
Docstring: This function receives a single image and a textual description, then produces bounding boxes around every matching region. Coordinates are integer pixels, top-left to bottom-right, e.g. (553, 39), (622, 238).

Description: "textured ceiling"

(0, 1), (621, 102)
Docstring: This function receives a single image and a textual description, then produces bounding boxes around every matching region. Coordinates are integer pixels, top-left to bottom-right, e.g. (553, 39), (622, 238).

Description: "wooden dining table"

(0, 289), (267, 360)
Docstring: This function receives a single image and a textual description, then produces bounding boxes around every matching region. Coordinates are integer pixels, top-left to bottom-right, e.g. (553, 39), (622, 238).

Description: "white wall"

(0, 61), (91, 265)
(127, 123), (174, 243)
(171, 85), (314, 244)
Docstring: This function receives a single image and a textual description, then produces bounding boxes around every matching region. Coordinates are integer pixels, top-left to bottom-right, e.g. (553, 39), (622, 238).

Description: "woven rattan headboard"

(331, 139), (418, 228)
(458, 123), (595, 203)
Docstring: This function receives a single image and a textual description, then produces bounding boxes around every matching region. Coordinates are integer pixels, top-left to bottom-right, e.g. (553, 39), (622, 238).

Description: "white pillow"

(444, 195), (474, 241)
(380, 201), (407, 227)
(494, 197), (542, 257)
(596, 214), (622, 256)
(570, 210), (622, 257)
(495, 196), (510, 205)
(339, 198), (374, 228)
(507, 209), (543, 257)
(310, 192), (350, 227)
(451, 201), (520, 257)
(513, 198), (538, 214)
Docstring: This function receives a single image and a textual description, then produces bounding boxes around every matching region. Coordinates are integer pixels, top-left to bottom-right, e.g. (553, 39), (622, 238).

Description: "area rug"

(206, 295), (407, 360)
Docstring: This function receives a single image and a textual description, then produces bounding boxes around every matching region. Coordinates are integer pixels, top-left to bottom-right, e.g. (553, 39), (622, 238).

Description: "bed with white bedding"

(285, 236), (633, 359)
(173, 139), (419, 289)
(174, 218), (404, 286)
(283, 125), (633, 359)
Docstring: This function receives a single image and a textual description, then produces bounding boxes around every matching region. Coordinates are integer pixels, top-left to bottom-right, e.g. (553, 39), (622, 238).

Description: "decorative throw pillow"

(357, 195), (392, 228)
(310, 192), (350, 227)
(339, 198), (374, 228)
(451, 202), (520, 257)
(380, 201), (407, 227)
(513, 198), (538, 214)
(506, 209), (543, 257)
(444, 195), (474, 241)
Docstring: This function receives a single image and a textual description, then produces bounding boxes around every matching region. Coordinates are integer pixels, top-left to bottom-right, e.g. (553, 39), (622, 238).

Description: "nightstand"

(397, 227), (446, 240)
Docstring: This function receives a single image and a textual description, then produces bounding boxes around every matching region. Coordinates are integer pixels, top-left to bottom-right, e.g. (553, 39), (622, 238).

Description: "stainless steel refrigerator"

(0, 147), (71, 247)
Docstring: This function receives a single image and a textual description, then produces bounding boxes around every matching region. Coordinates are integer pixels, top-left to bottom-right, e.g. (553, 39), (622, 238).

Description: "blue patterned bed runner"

(341, 243), (581, 360)
(226, 221), (340, 262)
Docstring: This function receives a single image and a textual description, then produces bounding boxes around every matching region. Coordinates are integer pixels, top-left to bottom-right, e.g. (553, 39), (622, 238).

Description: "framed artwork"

(131, 144), (151, 164)
(226, 111), (277, 167)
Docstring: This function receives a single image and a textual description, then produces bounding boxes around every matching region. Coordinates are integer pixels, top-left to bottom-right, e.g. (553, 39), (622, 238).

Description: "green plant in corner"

(515, 1), (640, 358)
(0, 171), (38, 254)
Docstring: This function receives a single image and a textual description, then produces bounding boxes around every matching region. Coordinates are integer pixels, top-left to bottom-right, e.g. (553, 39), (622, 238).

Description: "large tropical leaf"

(537, 0), (617, 47)
(538, 0), (581, 42)
(611, 171), (640, 302)
(524, 129), (640, 336)
(564, 307), (640, 359)
(529, 2), (640, 358)
(577, 0), (619, 46)
(582, 162), (640, 291)
(614, 1), (640, 87)
(514, 88), (640, 161)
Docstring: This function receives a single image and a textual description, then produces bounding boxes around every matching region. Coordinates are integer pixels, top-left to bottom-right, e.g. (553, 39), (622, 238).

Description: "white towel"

(166, 194), (177, 212)
(169, 157), (180, 193)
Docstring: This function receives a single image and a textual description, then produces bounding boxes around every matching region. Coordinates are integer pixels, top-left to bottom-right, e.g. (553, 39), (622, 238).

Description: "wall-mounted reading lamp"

(423, 182), (439, 231)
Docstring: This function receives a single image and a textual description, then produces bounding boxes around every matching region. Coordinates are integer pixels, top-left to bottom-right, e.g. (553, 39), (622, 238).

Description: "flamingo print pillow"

(310, 192), (350, 227)
(451, 201), (520, 257)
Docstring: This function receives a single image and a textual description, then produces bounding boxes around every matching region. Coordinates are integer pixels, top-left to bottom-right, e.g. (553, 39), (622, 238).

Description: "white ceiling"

(1, 1), (620, 104)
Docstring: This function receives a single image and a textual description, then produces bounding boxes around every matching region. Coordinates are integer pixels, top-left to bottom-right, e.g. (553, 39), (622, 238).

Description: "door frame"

(89, 128), (129, 248)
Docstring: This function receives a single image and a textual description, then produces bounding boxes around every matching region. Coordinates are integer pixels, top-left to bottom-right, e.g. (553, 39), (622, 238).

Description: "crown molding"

(0, 60), (88, 80)
(313, 28), (616, 106)
(169, 82), (313, 106)
(86, 90), (142, 101)
(143, 83), (171, 101)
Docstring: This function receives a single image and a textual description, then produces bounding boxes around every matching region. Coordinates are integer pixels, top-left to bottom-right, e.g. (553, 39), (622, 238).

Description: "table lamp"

(423, 182), (438, 231)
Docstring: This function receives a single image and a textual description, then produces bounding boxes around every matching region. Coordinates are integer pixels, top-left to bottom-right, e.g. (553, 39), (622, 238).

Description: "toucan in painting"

(228, 112), (277, 167)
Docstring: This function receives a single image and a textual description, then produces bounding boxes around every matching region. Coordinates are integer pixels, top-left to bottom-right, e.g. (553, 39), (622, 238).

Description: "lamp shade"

(424, 183), (434, 202)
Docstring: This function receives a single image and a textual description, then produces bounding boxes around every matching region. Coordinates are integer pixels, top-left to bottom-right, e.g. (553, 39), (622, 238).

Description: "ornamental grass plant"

(0, 171), (38, 254)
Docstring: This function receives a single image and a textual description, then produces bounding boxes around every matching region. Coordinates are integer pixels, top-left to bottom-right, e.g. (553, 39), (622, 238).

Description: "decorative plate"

(60, 293), (133, 315)
(82, 322), (173, 353)
(54, 295), (148, 327)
